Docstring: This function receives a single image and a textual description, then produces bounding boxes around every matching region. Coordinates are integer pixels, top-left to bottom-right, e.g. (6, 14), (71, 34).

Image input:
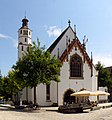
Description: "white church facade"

(18, 17), (98, 106)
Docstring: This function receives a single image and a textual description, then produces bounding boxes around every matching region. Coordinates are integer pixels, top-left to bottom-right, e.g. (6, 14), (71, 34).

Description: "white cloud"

(93, 54), (112, 67)
(47, 26), (61, 37)
(0, 33), (17, 48)
(0, 33), (9, 39)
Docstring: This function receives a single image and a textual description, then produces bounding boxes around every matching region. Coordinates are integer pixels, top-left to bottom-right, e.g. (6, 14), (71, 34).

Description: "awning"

(70, 90), (97, 96)
(93, 91), (110, 96)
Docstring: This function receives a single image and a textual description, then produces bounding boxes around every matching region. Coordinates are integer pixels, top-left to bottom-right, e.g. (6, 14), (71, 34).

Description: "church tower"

(18, 16), (32, 59)
(17, 17), (33, 102)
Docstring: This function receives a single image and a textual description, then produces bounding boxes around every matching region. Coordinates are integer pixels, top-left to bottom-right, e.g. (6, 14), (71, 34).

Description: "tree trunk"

(34, 86), (36, 104)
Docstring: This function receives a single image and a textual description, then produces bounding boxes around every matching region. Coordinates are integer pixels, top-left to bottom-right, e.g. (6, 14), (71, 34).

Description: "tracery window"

(70, 54), (83, 78)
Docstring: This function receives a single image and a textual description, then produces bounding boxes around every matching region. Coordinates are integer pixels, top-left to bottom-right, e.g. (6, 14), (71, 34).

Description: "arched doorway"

(63, 89), (75, 104)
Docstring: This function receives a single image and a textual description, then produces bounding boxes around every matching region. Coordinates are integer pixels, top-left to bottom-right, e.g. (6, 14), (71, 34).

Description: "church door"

(63, 89), (75, 104)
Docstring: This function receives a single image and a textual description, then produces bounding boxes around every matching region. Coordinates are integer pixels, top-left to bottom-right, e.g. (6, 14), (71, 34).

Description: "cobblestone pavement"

(0, 106), (112, 120)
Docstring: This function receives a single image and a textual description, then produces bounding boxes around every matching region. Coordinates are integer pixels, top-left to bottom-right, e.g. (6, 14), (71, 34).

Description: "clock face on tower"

(23, 30), (28, 35)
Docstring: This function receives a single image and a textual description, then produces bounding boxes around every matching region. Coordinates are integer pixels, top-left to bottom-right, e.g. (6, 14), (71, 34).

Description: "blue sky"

(0, 0), (112, 75)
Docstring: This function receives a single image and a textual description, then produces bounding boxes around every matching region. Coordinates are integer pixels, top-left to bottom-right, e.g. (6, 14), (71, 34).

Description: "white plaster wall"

(21, 88), (26, 100)
(92, 67), (98, 91)
(36, 84), (53, 106)
(56, 46), (97, 105)
(18, 45), (28, 59)
(36, 84), (46, 106)
(50, 81), (58, 104)
(89, 66), (98, 101)
(57, 64), (93, 105)
(69, 46), (93, 91)
(36, 81), (59, 106)
(21, 87), (33, 102)
(28, 88), (33, 102)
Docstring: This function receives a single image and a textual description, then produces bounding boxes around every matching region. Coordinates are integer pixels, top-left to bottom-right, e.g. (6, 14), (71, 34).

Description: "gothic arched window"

(70, 54), (83, 78)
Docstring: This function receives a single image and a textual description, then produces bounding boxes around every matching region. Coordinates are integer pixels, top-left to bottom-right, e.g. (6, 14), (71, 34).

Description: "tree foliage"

(95, 61), (112, 92)
(0, 70), (23, 100)
(13, 40), (61, 104)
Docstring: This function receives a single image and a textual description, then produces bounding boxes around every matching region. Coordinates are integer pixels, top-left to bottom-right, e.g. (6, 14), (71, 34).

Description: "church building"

(18, 17), (98, 106)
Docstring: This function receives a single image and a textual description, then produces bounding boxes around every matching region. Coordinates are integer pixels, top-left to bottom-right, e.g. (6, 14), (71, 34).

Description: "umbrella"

(70, 90), (96, 96)
(93, 91), (110, 96)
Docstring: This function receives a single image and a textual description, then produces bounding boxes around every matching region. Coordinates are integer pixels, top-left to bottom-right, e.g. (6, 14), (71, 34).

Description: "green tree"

(95, 61), (112, 92)
(0, 77), (4, 97)
(1, 71), (23, 100)
(13, 40), (61, 104)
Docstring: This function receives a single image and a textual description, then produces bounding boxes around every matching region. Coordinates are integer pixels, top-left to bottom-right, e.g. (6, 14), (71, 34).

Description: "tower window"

(29, 31), (30, 35)
(20, 30), (22, 34)
(70, 54), (83, 78)
(46, 85), (50, 101)
(23, 30), (28, 35)
(25, 38), (27, 42)
(21, 46), (24, 51)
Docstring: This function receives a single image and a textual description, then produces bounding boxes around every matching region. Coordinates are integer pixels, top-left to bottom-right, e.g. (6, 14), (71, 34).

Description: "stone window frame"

(70, 54), (83, 79)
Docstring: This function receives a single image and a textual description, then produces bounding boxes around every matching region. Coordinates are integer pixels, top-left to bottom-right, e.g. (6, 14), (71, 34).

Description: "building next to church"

(18, 17), (98, 106)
